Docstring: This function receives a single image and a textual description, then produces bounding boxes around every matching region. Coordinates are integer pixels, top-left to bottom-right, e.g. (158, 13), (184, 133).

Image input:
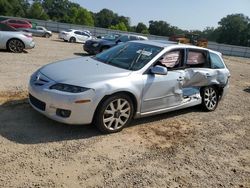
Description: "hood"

(39, 57), (131, 86)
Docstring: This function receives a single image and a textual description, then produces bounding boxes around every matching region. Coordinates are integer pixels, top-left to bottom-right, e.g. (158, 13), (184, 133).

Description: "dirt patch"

(0, 35), (250, 187)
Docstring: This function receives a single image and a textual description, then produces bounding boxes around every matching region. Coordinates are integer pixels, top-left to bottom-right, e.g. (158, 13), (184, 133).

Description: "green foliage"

(201, 27), (219, 42)
(28, 1), (48, 20)
(148, 20), (172, 36)
(109, 22), (128, 31)
(94, 9), (117, 28)
(217, 14), (250, 46)
(136, 22), (148, 34)
(0, 0), (29, 17)
(68, 7), (94, 26)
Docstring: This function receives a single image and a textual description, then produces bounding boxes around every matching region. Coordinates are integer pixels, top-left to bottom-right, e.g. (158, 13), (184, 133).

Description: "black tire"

(94, 94), (134, 133)
(7, 39), (24, 53)
(69, 37), (76, 43)
(45, 33), (50, 38)
(201, 86), (218, 111)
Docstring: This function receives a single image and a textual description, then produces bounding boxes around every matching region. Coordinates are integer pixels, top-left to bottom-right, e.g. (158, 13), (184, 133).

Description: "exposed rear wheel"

(201, 86), (218, 111)
(95, 94), (134, 133)
(7, 39), (24, 53)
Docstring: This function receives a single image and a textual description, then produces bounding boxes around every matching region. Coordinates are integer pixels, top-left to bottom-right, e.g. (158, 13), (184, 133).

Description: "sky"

(71, 0), (250, 30)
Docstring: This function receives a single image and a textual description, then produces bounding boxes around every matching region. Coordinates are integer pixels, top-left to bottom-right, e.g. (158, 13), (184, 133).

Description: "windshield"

(94, 42), (162, 70)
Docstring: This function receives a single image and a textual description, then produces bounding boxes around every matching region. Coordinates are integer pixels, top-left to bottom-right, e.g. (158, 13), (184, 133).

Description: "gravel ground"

(0, 35), (250, 188)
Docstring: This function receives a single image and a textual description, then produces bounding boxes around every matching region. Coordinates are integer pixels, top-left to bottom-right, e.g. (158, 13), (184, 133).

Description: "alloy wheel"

(8, 39), (24, 53)
(103, 98), (131, 131)
(203, 87), (218, 111)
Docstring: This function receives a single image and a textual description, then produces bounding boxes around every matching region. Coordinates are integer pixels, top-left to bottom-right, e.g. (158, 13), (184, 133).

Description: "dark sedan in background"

(84, 34), (148, 55)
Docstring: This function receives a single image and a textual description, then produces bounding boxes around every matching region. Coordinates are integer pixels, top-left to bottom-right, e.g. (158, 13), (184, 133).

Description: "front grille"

(29, 94), (46, 111)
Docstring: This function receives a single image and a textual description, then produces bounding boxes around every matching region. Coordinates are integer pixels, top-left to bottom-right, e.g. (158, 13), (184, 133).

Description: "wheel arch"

(6, 38), (25, 49)
(93, 91), (138, 121)
(200, 84), (224, 99)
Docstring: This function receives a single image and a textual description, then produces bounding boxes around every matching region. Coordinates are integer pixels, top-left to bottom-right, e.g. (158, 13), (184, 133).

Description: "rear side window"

(210, 52), (225, 69)
(82, 32), (90, 37)
(17, 20), (26, 24)
(186, 50), (208, 68)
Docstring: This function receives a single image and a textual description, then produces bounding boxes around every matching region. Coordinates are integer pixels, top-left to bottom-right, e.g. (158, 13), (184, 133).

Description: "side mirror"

(150, 65), (168, 75)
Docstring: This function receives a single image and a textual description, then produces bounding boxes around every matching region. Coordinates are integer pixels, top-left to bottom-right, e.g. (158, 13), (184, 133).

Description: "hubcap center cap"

(114, 111), (121, 118)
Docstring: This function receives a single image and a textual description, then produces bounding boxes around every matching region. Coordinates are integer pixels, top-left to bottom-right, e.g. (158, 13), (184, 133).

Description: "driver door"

(141, 49), (185, 113)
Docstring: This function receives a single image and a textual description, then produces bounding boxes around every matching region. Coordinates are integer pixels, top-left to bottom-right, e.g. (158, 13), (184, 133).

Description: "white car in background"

(0, 23), (35, 53)
(58, 29), (92, 43)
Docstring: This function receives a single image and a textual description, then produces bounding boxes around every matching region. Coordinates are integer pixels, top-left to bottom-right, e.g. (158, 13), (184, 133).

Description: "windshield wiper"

(129, 48), (145, 70)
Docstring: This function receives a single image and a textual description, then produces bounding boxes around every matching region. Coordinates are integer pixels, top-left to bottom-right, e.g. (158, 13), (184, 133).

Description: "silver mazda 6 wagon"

(29, 40), (230, 133)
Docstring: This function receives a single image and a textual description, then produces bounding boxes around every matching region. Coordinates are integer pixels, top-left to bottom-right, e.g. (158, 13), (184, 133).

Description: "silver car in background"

(20, 26), (52, 38)
(0, 23), (35, 53)
(29, 40), (230, 133)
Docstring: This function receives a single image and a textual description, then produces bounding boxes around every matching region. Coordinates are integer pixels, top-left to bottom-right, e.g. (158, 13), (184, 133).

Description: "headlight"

(92, 43), (99, 47)
(50, 83), (90, 93)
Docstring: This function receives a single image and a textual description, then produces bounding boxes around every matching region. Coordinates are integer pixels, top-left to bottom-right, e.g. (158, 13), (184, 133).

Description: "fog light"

(56, 109), (71, 118)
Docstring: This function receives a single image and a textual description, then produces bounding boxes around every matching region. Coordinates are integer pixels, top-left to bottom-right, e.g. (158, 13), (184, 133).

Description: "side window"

(210, 52), (225, 69)
(186, 50), (208, 68)
(130, 36), (137, 41)
(158, 49), (184, 69)
(118, 35), (129, 42)
(18, 20), (25, 24)
(9, 20), (16, 23)
(82, 32), (90, 37)
(74, 31), (81, 35)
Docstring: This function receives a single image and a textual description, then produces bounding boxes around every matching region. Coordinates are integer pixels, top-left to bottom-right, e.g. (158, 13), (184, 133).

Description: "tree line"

(0, 0), (249, 46)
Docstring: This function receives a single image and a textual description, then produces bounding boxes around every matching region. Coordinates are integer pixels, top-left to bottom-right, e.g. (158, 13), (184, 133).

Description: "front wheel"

(7, 39), (24, 53)
(95, 94), (134, 133)
(201, 86), (218, 111)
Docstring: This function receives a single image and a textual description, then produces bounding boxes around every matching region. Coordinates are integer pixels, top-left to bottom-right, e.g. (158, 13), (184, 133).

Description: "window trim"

(153, 48), (186, 71)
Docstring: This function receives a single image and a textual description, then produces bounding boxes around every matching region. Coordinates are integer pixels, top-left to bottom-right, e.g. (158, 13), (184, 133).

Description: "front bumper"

(28, 82), (97, 125)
